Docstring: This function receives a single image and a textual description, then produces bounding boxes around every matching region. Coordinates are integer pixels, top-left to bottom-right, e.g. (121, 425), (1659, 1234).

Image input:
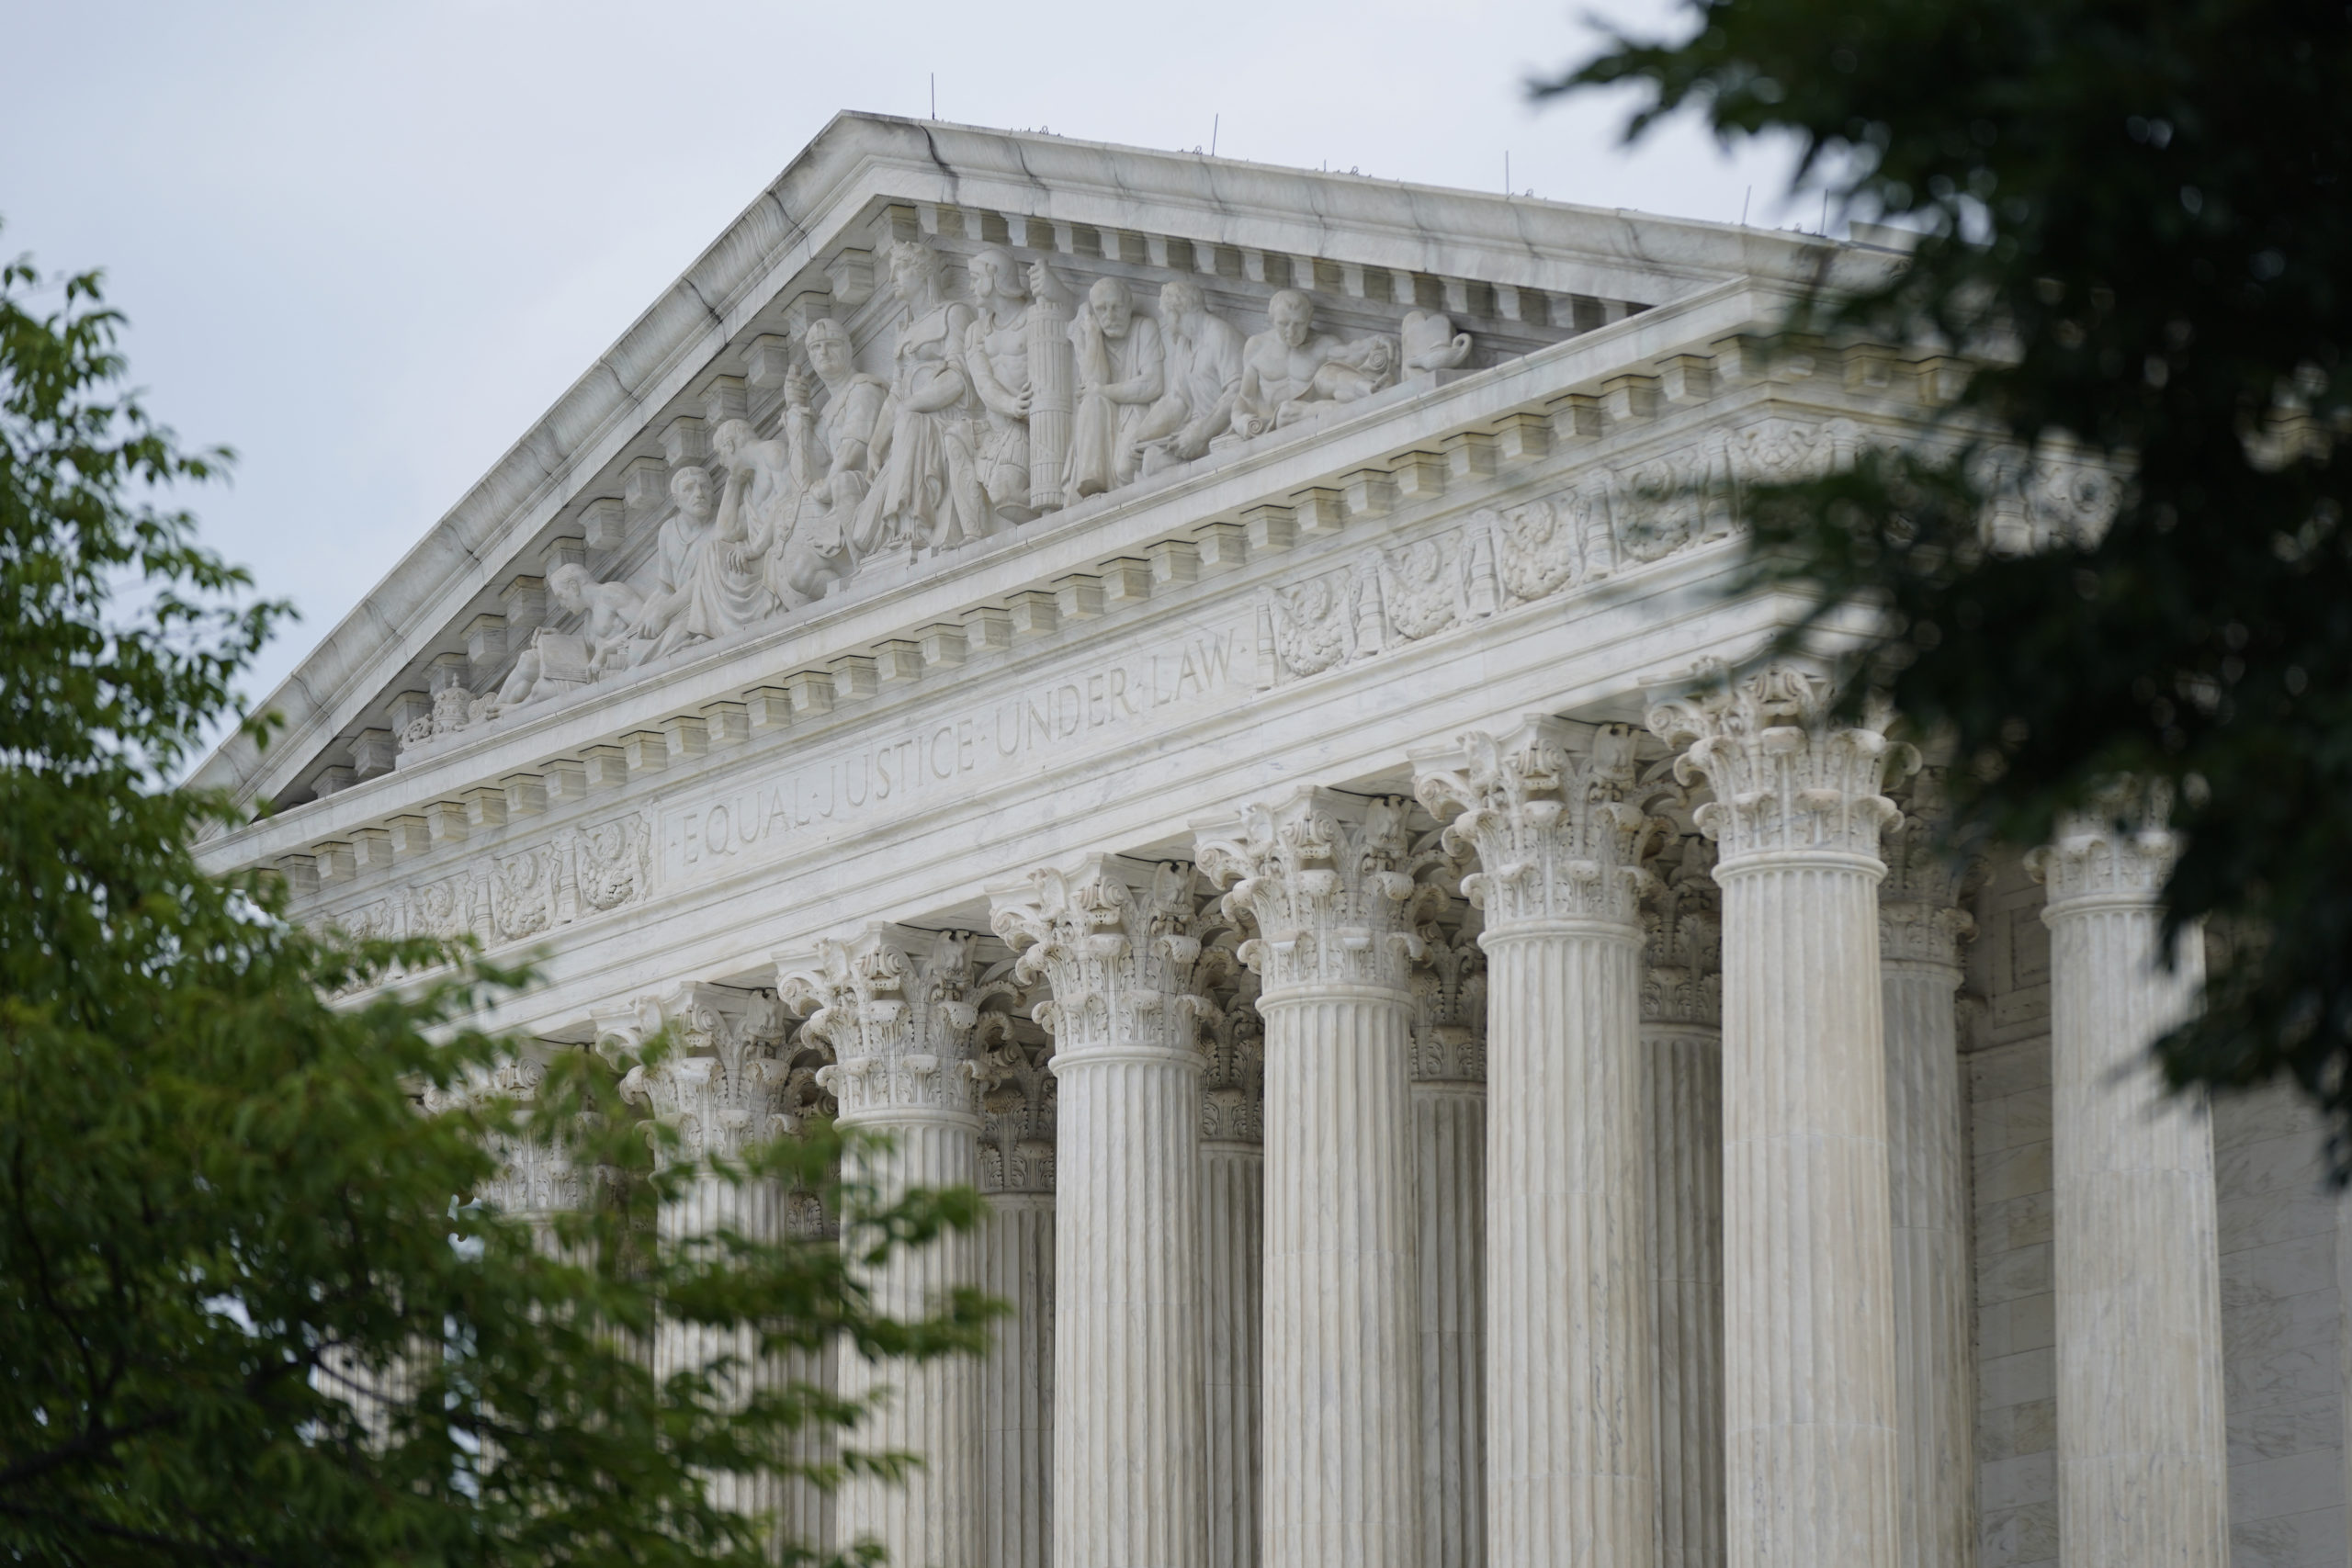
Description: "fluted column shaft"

(1881, 914), (1973, 1568)
(1199, 791), (1427, 1568)
(1257, 988), (1421, 1567)
(1416, 718), (1655, 1568)
(2040, 811), (2228, 1567)
(1203, 1141), (1263, 1568)
(613, 987), (826, 1553)
(837, 1113), (986, 1564)
(1649, 668), (1905, 1568)
(785, 928), (999, 1568)
(992, 859), (1221, 1568)
(1412, 1078), (1486, 1568)
(1645, 1020), (1724, 1568)
(1482, 923), (1651, 1562)
(1714, 853), (1899, 1563)
(1201, 989), (1267, 1568)
(1052, 1046), (1207, 1568)
(982, 1191), (1054, 1568)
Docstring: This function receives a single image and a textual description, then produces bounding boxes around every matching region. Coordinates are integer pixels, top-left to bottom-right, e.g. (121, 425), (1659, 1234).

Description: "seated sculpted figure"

(711, 416), (847, 607)
(1064, 276), (1165, 497)
(1133, 277), (1243, 476)
(854, 239), (989, 558)
(477, 563), (644, 717)
(632, 464), (777, 660)
(1231, 288), (1398, 439)
(784, 317), (886, 559)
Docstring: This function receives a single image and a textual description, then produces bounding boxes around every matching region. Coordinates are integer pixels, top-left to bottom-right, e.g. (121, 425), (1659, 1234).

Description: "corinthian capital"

(1408, 896), (1487, 1083)
(425, 1046), (594, 1214)
(1200, 972), (1266, 1144)
(778, 925), (1010, 1124)
(2026, 779), (2179, 914)
(975, 1032), (1057, 1194)
(1412, 716), (1650, 930)
(1879, 767), (1977, 969)
(988, 856), (1229, 1062)
(1642, 832), (1723, 1029)
(1645, 661), (1914, 867)
(1193, 787), (1426, 996)
(614, 983), (801, 1165)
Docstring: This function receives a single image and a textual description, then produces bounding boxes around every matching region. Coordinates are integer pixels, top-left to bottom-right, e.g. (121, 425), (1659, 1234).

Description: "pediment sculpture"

(420, 235), (1470, 750)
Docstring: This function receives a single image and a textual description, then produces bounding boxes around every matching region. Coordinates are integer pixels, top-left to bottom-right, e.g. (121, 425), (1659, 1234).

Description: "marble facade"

(195, 116), (2348, 1566)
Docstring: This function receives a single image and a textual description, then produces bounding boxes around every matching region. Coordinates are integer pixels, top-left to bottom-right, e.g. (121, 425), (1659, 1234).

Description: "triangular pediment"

(193, 111), (1854, 815)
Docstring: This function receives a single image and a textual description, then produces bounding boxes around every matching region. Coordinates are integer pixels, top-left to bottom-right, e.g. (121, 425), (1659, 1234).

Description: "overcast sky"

(2, 0), (1803, 713)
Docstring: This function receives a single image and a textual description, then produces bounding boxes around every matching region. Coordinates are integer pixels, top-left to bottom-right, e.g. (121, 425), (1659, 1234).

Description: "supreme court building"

(193, 116), (2350, 1567)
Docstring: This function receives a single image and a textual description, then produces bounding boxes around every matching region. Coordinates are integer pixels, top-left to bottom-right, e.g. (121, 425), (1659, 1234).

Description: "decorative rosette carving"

(780, 926), (1012, 1125)
(613, 983), (804, 1166)
(2025, 778), (2180, 912)
(973, 1032), (1057, 1194)
(1645, 661), (1916, 866)
(1879, 767), (1978, 969)
(1199, 968), (1267, 1144)
(989, 857), (1229, 1062)
(1641, 832), (1723, 1029)
(1413, 716), (1652, 930)
(1408, 894), (1487, 1083)
(1193, 788), (1426, 996)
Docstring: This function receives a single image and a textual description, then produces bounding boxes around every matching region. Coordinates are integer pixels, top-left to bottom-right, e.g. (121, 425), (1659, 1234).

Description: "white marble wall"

(2214, 1084), (2346, 1566)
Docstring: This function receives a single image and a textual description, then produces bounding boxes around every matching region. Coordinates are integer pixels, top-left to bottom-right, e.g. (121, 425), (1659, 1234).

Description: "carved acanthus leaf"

(988, 856), (1229, 1061)
(1641, 832), (1722, 1029)
(614, 983), (800, 1166)
(1645, 661), (1914, 864)
(1194, 788), (1427, 995)
(1413, 716), (1653, 929)
(781, 926), (1011, 1123)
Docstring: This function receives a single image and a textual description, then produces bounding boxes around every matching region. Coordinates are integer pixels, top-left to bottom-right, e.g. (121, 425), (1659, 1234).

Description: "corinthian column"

(616, 983), (826, 1547)
(1646, 666), (1907, 1567)
(1200, 976), (1267, 1568)
(782, 927), (1003, 1568)
(1196, 789), (1425, 1568)
(1877, 774), (1976, 1568)
(991, 859), (1224, 1568)
(974, 1032), (1056, 1568)
(1640, 833), (1724, 1568)
(1406, 901), (1487, 1568)
(2030, 795), (2229, 1567)
(1415, 718), (1655, 1568)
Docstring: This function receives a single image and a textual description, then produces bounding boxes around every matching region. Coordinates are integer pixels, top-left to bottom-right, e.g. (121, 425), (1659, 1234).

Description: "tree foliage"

(1545, 0), (2352, 1146)
(0, 243), (991, 1565)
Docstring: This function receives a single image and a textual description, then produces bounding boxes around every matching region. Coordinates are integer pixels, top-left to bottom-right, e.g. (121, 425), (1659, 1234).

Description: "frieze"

(660, 625), (1250, 880)
(1256, 415), (1860, 689)
(322, 810), (653, 966)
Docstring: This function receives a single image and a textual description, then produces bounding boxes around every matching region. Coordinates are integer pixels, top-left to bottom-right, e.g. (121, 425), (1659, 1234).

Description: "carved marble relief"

(395, 231), (1482, 760)
(1254, 415), (1866, 690)
(319, 810), (653, 970)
